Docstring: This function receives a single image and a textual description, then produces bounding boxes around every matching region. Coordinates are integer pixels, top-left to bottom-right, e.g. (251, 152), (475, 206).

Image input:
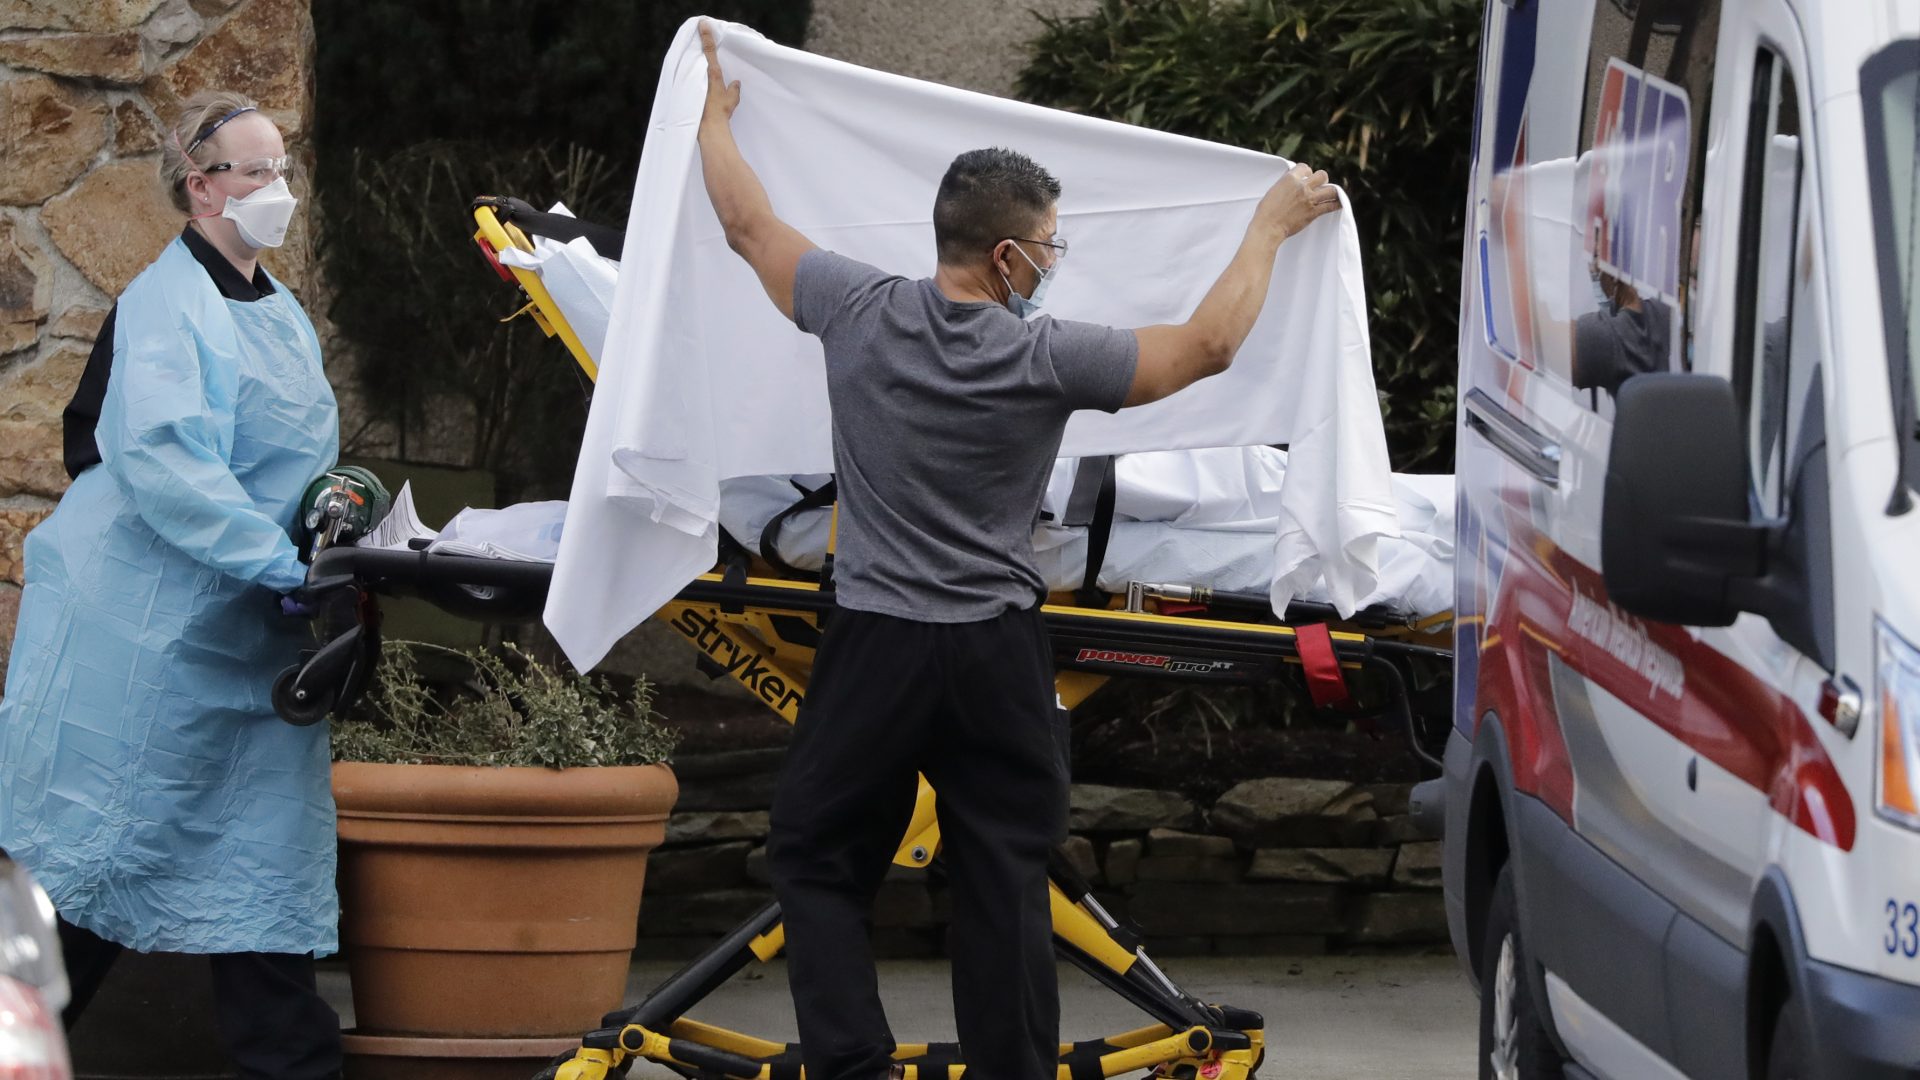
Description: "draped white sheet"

(543, 17), (1394, 670)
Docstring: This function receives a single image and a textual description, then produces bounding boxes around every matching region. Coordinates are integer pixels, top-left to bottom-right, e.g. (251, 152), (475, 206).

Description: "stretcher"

(273, 197), (1455, 1079)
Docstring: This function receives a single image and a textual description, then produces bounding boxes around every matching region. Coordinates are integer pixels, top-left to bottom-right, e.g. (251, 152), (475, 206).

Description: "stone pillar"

(0, 0), (314, 685)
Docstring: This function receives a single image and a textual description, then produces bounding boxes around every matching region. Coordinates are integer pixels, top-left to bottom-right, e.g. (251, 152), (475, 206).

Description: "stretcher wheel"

(272, 666), (335, 726)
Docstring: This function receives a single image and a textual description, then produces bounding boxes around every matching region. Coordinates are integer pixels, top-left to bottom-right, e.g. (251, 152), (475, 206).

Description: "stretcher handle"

(308, 545), (556, 592)
(471, 195), (626, 262)
(1368, 654), (1444, 774)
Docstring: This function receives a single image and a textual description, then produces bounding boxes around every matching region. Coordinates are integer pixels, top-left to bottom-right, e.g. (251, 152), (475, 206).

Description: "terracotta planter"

(340, 1032), (580, 1080)
(333, 761), (678, 1039)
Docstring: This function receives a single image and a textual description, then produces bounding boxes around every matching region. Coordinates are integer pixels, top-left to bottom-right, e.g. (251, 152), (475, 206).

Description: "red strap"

(1295, 623), (1352, 709)
(474, 236), (513, 283)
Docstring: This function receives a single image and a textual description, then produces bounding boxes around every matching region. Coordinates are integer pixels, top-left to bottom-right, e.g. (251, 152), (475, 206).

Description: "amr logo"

(1586, 57), (1691, 305)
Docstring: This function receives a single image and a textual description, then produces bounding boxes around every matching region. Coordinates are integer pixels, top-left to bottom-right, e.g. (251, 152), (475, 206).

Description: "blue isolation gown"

(0, 237), (341, 955)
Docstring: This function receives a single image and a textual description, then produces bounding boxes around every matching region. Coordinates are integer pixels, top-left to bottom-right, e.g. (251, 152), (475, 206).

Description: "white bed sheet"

(719, 447), (1455, 619)
(368, 447), (1453, 618)
(498, 219), (1450, 624)
(492, 236), (1452, 621)
(534, 18), (1395, 671)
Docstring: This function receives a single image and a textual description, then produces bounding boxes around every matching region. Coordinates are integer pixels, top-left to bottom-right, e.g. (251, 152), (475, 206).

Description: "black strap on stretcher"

(471, 195), (626, 261)
(715, 527), (754, 614)
(761, 478), (838, 579)
(1061, 456), (1117, 607)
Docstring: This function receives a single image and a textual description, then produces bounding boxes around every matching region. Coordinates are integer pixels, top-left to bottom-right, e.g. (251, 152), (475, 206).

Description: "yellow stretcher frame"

(568, 583), (1276, 1079)
(468, 201), (1446, 1079)
(473, 202), (602, 382)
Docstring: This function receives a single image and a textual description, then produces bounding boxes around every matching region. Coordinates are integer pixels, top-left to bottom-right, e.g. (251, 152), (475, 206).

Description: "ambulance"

(1442, 0), (1920, 1076)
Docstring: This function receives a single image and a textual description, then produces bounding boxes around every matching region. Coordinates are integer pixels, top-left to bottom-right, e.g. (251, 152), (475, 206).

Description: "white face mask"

(999, 241), (1056, 318)
(211, 176), (298, 249)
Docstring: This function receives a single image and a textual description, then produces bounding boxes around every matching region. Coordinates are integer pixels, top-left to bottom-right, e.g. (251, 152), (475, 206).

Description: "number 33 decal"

(1885, 900), (1919, 958)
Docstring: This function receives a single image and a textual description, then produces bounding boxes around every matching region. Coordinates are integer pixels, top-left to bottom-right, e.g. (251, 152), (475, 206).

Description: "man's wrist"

(1252, 219), (1291, 249)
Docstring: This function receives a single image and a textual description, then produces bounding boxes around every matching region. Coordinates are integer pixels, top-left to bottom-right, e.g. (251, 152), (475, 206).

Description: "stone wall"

(0, 0), (314, 685)
(637, 751), (1447, 960)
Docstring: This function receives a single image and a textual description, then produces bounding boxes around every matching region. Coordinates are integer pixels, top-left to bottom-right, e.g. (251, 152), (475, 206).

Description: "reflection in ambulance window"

(1565, 0), (1721, 410)
(1572, 283), (1674, 398)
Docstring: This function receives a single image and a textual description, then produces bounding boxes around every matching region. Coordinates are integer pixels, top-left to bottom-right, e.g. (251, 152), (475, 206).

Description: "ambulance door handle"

(1463, 389), (1562, 487)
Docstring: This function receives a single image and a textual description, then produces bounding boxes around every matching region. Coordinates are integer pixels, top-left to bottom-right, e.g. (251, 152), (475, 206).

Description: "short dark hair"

(933, 148), (1061, 266)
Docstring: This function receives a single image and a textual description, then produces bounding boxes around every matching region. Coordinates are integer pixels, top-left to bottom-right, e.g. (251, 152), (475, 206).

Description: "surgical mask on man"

(195, 176), (299, 249)
(1000, 242), (1055, 318)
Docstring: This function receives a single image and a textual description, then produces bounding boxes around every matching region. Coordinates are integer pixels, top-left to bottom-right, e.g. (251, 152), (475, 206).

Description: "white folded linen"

(433, 501), (569, 563)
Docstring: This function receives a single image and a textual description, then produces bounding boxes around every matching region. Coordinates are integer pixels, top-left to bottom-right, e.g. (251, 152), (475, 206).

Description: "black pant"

(58, 917), (343, 1080)
(768, 605), (1067, 1080)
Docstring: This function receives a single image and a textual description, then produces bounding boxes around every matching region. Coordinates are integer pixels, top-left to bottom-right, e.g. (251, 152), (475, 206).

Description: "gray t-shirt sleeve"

(1046, 318), (1140, 413)
(792, 249), (892, 337)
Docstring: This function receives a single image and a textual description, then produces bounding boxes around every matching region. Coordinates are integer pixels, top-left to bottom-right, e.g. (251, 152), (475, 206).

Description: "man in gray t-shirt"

(695, 22), (1338, 1080)
(792, 249), (1137, 620)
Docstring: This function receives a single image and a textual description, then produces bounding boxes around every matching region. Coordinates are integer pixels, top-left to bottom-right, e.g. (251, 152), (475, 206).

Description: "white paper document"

(357, 482), (434, 552)
(355, 484), (566, 564)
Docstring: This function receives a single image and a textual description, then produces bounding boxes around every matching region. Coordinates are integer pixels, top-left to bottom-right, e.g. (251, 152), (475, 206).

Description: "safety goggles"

(203, 155), (297, 187)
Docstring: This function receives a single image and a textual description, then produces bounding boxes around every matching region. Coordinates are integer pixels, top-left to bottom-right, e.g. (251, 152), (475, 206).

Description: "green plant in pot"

(330, 642), (678, 1078)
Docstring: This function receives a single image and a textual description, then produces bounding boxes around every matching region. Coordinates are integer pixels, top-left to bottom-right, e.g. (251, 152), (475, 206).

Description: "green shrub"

(331, 641), (679, 769)
(1018, 0), (1480, 470)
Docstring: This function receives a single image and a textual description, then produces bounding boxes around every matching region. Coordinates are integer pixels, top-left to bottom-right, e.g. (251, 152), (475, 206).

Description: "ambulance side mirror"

(1601, 374), (1767, 627)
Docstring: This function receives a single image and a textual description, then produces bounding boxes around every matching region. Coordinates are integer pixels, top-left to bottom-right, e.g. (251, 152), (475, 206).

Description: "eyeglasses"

(1000, 236), (1068, 270)
(1003, 235), (1068, 255)
(204, 155), (294, 186)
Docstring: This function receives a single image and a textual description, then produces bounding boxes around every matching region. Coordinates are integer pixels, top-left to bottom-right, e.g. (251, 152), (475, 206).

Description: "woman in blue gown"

(0, 89), (343, 1078)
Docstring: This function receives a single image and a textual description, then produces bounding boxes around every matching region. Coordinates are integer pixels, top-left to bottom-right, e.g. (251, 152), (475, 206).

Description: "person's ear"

(184, 169), (211, 208)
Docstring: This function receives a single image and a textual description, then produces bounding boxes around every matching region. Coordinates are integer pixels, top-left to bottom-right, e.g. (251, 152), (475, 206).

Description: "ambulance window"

(1862, 41), (1920, 500)
(1734, 52), (1805, 518)
(1568, 0), (1721, 413)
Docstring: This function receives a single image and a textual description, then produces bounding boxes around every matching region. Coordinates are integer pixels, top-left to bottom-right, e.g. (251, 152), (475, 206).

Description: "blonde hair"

(160, 90), (262, 213)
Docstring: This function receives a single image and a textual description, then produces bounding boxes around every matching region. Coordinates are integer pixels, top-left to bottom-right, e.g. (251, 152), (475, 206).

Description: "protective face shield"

(999, 239), (1060, 318)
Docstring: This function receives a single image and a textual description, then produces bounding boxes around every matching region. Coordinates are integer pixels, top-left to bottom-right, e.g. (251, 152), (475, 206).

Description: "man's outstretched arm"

(1125, 163), (1340, 407)
(697, 20), (816, 321)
